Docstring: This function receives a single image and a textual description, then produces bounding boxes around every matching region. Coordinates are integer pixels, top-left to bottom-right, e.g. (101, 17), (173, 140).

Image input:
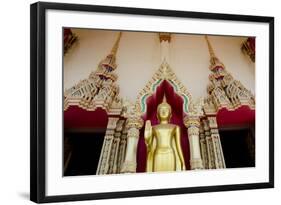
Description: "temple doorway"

(64, 131), (105, 176)
(219, 127), (255, 168)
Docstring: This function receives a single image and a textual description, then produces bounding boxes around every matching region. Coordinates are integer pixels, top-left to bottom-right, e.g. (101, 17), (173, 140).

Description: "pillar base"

(190, 158), (204, 170)
(120, 161), (137, 173)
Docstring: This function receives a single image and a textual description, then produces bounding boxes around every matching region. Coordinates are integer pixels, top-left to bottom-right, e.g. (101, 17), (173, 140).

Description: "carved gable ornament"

(136, 59), (193, 116)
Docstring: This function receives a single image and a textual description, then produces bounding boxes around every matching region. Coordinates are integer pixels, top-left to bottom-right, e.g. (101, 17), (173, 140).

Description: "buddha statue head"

(157, 95), (172, 123)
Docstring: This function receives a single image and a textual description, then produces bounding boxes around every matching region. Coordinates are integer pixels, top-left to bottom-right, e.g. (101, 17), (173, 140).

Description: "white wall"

(0, 0), (279, 205)
(64, 30), (255, 101)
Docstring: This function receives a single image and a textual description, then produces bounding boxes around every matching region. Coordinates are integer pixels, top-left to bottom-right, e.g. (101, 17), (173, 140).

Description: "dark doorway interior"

(64, 132), (104, 176)
(219, 127), (255, 168)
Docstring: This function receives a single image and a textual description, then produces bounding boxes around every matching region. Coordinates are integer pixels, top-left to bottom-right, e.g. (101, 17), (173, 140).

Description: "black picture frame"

(30, 1), (274, 203)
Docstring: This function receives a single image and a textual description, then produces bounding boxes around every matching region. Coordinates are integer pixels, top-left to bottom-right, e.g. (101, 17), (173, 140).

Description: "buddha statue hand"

(144, 120), (152, 152)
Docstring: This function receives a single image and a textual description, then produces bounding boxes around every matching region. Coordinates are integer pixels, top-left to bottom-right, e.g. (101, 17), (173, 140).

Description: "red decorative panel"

(217, 105), (255, 128)
(64, 106), (108, 130)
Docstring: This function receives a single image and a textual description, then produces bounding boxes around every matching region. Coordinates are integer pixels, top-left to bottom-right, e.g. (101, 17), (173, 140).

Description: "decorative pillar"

(184, 115), (204, 170)
(199, 123), (209, 169)
(121, 117), (143, 173)
(207, 116), (226, 169)
(96, 117), (119, 175)
(116, 125), (128, 173)
(108, 120), (125, 174)
(202, 118), (215, 169)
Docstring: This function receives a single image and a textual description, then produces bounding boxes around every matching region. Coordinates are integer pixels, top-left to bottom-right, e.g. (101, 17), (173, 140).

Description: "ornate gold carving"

(183, 115), (200, 128)
(199, 124), (209, 169)
(136, 60), (192, 115)
(99, 32), (122, 71)
(187, 97), (205, 118)
(207, 116), (218, 129)
(64, 29), (78, 55)
(64, 32), (124, 114)
(241, 37), (255, 62)
(204, 35), (255, 114)
(123, 101), (144, 129)
(108, 120), (125, 174)
(111, 32), (122, 57)
(202, 117), (226, 169)
(205, 35), (225, 71)
(96, 117), (119, 175)
(116, 126), (128, 173)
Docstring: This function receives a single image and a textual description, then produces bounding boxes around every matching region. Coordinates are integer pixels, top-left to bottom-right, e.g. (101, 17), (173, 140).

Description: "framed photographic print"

(30, 1), (274, 203)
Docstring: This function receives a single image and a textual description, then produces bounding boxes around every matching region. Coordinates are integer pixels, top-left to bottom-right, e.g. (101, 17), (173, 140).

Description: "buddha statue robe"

(144, 96), (186, 172)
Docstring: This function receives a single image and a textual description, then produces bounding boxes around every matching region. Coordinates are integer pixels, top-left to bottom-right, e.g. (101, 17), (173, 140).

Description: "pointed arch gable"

(136, 61), (193, 117)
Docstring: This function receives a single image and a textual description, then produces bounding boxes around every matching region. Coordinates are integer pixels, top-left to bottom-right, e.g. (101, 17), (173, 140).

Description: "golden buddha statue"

(144, 95), (186, 172)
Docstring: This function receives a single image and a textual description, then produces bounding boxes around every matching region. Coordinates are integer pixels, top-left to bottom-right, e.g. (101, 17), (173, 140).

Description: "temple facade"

(63, 29), (255, 176)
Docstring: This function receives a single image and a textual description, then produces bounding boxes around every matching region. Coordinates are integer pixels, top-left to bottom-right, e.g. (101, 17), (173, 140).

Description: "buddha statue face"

(157, 101), (172, 122)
